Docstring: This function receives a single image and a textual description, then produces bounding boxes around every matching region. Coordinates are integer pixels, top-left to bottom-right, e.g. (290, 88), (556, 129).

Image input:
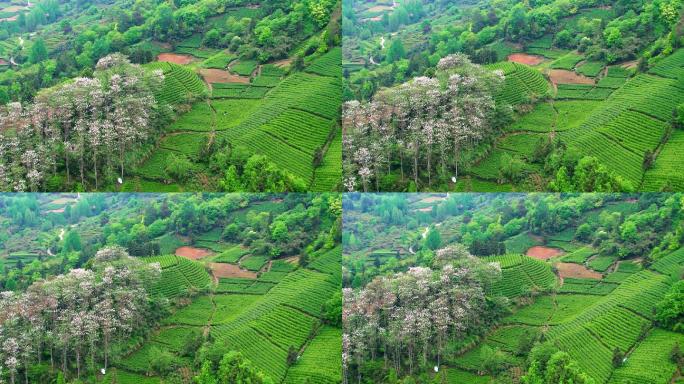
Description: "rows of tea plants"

(547, 269), (674, 382)
(305, 47), (342, 77)
(251, 304), (315, 350)
(588, 255), (618, 272)
(211, 294), (262, 324)
(145, 62), (206, 105)
(650, 247), (684, 277)
(643, 131), (684, 191)
(145, 256), (211, 298)
(648, 48), (684, 79)
(558, 278), (618, 295)
(241, 254), (270, 271)
(158, 133), (208, 161)
(201, 52), (236, 69)
(608, 329), (684, 384)
(164, 102), (213, 132)
(283, 326), (342, 384)
(213, 245), (249, 263)
(576, 61), (605, 77)
(556, 84), (615, 100)
(217, 72), (341, 184)
(561, 246), (595, 263)
(211, 83), (271, 99)
(266, 108), (333, 150)
(311, 128), (342, 191)
(231, 60), (258, 76)
(561, 71), (684, 188)
(485, 254), (556, 297)
(308, 246), (342, 275)
(211, 267), (338, 381)
(163, 296), (214, 325)
(550, 53), (584, 70)
(487, 62), (550, 105)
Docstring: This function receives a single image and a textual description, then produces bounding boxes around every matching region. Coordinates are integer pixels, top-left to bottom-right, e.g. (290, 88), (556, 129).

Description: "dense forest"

(0, 0), (342, 192)
(342, 0), (684, 192)
(343, 193), (684, 383)
(0, 193), (342, 383)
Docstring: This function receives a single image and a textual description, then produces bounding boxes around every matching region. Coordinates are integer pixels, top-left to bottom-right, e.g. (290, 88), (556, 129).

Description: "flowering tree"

(0, 54), (163, 191)
(343, 54), (507, 191)
(0, 247), (161, 381)
(343, 246), (506, 381)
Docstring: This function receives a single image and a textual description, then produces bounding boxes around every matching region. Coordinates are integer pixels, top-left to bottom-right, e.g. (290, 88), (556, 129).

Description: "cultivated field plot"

(115, 245), (342, 383)
(459, 38), (684, 191)
(136, 47), (342, 191)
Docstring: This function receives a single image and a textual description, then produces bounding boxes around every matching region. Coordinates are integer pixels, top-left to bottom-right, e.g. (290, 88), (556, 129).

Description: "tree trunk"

(413, 145), (418, 187)
(427, 150), (431, 187)
(120, 145), (125, 180)
(76, 348), (80, 379)
(453, 139), (460, 182)
(93, 152), (98, 190)
(79, 151), (84, 187)
(65, 153), (70, 184)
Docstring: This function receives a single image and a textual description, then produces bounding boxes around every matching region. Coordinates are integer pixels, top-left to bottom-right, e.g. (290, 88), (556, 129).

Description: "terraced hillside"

(448, 246), (684, 384)
(112, 246), (343, 384)
(135, 47), (342, 192)
(465, 47), (684, 192)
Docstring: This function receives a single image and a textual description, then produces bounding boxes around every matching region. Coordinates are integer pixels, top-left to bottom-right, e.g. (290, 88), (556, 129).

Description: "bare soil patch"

(368, 5), (394, 12)
(548, 70), (595, 85)
(45, 208), (65, 214)
(157, 53), (194, 65)
(508, 53), (545, 66)
(557, 262), (603, 280)
(283, 255), (300, 265)
(416, 207), (433, 212)
(51, 197), (77, 205)
(176, 246), (213, 260)
(199, 68), (250, 84)
(419, 196), (447, 204)
(620, 60), (638, 69)
(526, 246), (564, 260)
(0, 15), (17, 22)
(3, 5), (26, 12)
(271, 58), (293, 68)
(209, 262), (257, 279)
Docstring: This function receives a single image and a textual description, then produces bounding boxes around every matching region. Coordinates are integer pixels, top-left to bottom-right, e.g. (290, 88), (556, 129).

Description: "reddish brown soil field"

(157, 53), (194, 65)
(548, 70), (595, 85)
(508, 53), (545, 66)
(175, 246), (213, 260)
(557, 262), (603, 280)
(526, 246), (564, 260)
(199, 68), (250, 84)
(209, 263), (256, 279)
(419, 196), (447, 204)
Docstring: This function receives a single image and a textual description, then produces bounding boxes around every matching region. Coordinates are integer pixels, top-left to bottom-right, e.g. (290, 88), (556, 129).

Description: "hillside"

(0, 0), (342, 192)
(342, 0), (684, 192)
(0, 193), (343, 383)
(343, 193), (684, 383)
